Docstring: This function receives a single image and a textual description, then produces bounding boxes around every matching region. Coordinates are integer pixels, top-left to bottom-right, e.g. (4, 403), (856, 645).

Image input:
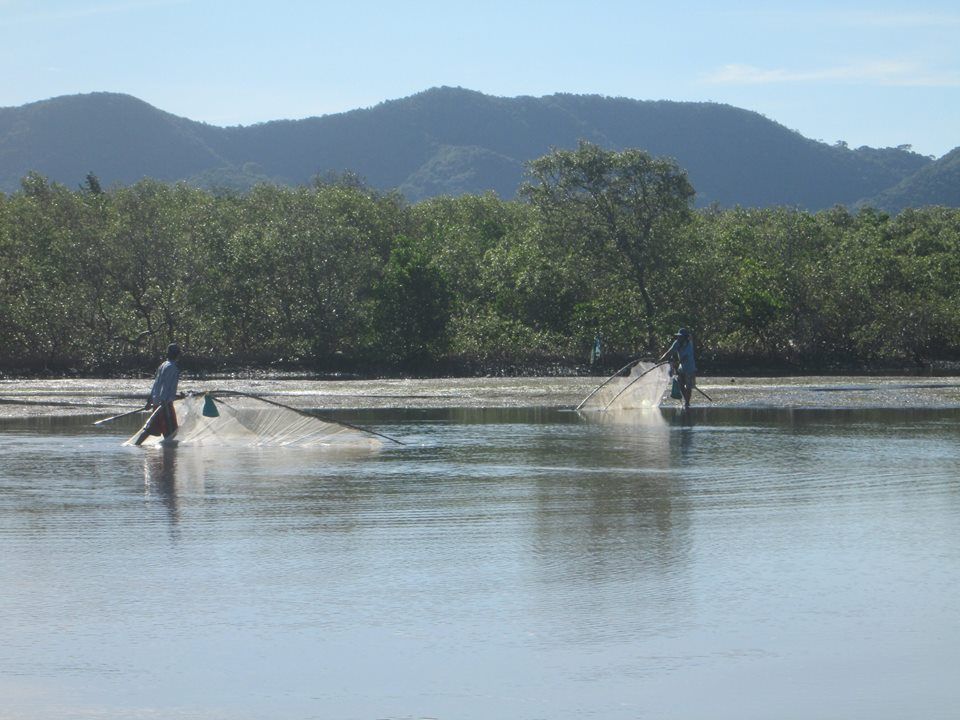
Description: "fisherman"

(590, 333), (602, 366)
(660, 328), (697, 410)
(134, 343), (182, 445)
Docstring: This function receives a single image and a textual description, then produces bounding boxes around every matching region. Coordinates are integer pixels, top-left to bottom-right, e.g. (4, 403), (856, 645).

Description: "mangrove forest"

(2, 143), (959, 376)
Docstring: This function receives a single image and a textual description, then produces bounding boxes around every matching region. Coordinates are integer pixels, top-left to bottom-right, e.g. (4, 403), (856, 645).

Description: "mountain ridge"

(0, 87), (952, 211)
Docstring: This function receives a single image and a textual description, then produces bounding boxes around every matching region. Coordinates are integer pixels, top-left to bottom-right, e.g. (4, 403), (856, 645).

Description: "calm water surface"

(1, 382), (959, 719)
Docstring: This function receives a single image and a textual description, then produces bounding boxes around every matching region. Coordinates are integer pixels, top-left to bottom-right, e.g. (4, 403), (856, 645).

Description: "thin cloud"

(834, 10), (960, 28)
(704, 61), (960, 88)
(751, 8), (960, 30)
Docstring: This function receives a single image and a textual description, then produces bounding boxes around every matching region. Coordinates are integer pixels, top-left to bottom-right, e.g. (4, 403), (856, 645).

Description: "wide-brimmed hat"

(674, 327), (690, 337)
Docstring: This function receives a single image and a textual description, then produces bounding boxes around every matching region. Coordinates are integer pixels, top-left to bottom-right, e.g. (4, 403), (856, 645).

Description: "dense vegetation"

(0, 88), (943, 211)
(2, 144), (959, 377)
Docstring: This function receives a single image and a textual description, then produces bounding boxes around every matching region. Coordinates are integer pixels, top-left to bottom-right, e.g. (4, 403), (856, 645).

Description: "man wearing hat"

(134, 343), (182, 445)
(660, 328), (697, 409)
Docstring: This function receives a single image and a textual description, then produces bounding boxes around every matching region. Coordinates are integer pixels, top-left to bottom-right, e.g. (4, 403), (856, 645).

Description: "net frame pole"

(93, 407), (149, 425)
(575, 358), (646, 411)
(600, 361), (669, 411)
(208, 390), (406, 445)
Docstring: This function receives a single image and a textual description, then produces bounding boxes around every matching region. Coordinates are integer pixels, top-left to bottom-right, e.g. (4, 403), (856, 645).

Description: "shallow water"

(1, 380), (959, 719)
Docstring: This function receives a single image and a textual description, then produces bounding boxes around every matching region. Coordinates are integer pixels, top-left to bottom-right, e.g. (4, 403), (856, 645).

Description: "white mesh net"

(126, 394), (383, 449)
(577, 361), (670, 412)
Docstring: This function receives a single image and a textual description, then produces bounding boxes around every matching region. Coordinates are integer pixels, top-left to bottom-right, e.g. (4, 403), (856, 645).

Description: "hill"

(0, 87), (946, 210)
(861, 147), (960, 213)
(0, 93), (225, 187)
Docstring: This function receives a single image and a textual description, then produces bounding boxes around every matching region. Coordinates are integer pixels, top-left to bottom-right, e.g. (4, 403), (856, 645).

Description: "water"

(1, 379), (959, 719)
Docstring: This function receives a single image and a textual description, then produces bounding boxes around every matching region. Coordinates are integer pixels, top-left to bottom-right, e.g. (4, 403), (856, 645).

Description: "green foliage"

(570, 285), (648, 357)
(410, 193), (520, 309)
(480, 224), (581, 335)
(371, 235), (451, 365)
(523, 141), (695, 352)
(447, 305), (568, 363)
(1, 166), (959, 375)
(211, 182), (405, 363)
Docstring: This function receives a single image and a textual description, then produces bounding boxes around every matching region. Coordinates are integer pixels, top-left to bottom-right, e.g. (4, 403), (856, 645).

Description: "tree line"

(2, 143), (958, 376)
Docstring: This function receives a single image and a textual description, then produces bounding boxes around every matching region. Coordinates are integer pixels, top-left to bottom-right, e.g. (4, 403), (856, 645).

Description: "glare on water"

(1, 377), (959, 720)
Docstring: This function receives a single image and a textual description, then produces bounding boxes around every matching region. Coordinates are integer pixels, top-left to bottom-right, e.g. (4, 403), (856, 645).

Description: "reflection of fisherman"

(134, 343), (182, 445)
(145, 448), (181, 529)
(659, 328), (697, 410)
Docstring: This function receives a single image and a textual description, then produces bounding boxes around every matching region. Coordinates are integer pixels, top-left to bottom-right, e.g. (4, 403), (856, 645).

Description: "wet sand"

(2, 375), (960, 419)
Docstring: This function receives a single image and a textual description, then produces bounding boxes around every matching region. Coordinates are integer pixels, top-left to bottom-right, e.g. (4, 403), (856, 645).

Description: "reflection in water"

(578, 406), (669, 428)
(1, 404), (959, 720)
(143, 446), (219, 537)
(523, 408), (696, 638)
(139, 442), (381, 533)
(144, 446), (180, 524)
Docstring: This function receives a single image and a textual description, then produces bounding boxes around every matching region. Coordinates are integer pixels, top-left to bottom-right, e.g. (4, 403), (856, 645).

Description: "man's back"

(150, 360), (180, 404)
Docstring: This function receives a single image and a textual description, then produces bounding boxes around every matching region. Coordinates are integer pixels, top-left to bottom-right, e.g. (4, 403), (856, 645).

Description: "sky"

(1, 0), (958, 157)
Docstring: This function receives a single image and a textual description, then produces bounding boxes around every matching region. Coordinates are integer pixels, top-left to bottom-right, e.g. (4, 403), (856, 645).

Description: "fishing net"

(577, 361), (671, 412)
(126, 393), (383, 449)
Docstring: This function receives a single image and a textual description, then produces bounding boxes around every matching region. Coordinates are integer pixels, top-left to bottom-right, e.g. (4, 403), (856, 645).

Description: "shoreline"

(3, 375), (960, 420)
(2, 356), (959, 382)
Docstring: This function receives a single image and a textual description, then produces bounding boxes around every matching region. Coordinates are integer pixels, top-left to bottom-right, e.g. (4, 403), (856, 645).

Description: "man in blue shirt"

(660, 328), (697, 409)
(134, 343), (182, 445)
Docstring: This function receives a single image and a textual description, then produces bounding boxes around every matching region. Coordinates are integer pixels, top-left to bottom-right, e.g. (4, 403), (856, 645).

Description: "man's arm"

(657, 340), (677, 363)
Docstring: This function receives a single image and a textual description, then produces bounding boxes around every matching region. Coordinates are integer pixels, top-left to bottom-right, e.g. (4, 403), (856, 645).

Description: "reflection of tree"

(518, 410), (697, 640)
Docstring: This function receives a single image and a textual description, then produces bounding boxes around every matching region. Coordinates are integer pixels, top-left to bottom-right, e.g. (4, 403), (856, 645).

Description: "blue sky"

(2, 0), (958, 157)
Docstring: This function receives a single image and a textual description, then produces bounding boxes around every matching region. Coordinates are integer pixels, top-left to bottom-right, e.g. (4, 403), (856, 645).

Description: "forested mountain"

(0, 87), (951, 210)
(0, 92), (225, 185)
(860, 148), (960, 213)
